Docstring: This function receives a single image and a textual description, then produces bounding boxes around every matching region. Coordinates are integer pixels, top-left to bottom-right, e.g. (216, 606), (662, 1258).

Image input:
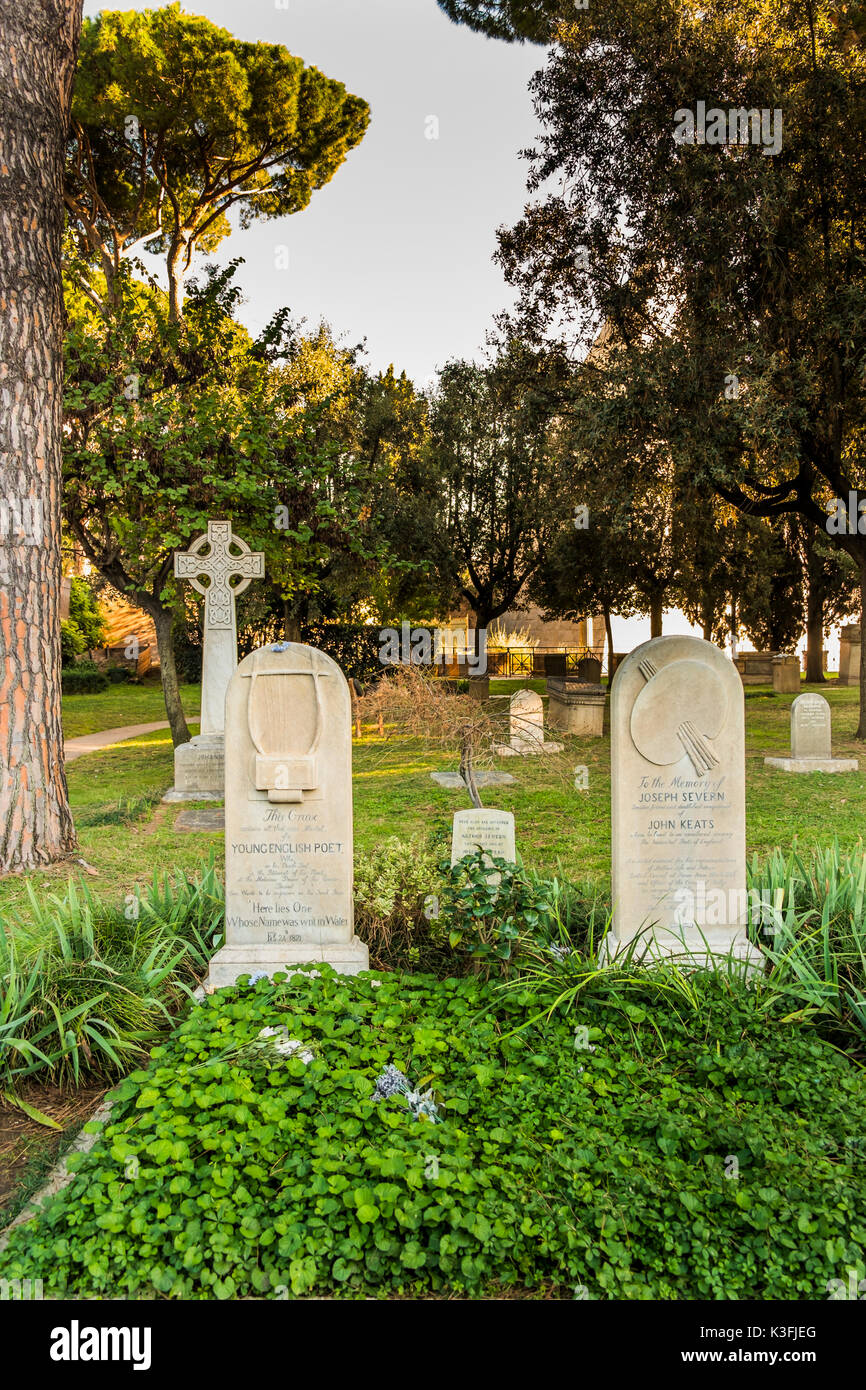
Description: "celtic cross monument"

(163, 520), (265, 801)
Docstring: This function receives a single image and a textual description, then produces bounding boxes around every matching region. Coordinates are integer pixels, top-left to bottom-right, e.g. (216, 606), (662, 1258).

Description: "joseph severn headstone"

(164, 520), (264, 802)
(207, 641), (369, 988)
(607, 634), (761, 968)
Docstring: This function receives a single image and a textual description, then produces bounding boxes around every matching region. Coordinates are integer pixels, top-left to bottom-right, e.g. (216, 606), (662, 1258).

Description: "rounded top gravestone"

(790, 692), (831, 761)
(207, 641), (369, 989)
(609, 634), (759, 967)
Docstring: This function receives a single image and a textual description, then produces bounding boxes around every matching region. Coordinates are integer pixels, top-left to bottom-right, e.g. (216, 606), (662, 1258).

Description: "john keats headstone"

(164, 520), (265, 802)
(451, 809), (516, 867)
(764, 692), (858, 773)
(207, 642), (369, 988)
(608, 635), (761, 967)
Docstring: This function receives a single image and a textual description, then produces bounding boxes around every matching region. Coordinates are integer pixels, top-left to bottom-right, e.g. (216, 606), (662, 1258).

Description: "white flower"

(257, 1026), (313, 1064)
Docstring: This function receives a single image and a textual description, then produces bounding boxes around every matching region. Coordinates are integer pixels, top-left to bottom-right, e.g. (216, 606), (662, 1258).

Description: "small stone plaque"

(175, 808), (225, 832)
(451, 808), (516, 866)
(431, 771), (516, 789)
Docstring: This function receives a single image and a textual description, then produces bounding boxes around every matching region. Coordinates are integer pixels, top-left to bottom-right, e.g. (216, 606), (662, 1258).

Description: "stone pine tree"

(0, 0), (83, 874)
(66, 6), (370, 321)
(436, 0), (562, 42)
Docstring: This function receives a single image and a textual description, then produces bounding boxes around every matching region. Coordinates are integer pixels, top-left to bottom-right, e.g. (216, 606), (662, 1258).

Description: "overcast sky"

(82, 0), (543, 386)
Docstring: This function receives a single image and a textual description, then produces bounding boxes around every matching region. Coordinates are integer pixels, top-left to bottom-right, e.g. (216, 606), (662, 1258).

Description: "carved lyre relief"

(242, 643), (330, 803)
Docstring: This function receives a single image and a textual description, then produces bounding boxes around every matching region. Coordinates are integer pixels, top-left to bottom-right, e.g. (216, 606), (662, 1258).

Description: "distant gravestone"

(207, 641), (369, 988)
(576, 655), (602, 683)
(607, 634), (760, 967)
(839, 624), (861, 686)
(764, 692), (858, 773)
(494, 689), (563, 756)
(547, 679), (606, 737)
(164, 519), (264, 802)
(431, 770), (515, 789)
(175, 808), (225, 833)
(792, 692), (831, 759)
(772, 655), (800, 694)
(451, 808), (516, 867)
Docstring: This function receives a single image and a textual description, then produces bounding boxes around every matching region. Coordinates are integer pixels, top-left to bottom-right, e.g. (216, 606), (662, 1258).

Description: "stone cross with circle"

(174, 520), (264, 630)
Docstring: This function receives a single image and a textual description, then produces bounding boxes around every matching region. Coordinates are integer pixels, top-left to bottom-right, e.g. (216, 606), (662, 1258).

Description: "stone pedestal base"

(162, 733), (224, 802)
(493, 740), (564, 757)
(207, 937), (370, 990)
(763, 755), (858, 773)
(600, 928), (764, 973)
(547, 681), (606, 737)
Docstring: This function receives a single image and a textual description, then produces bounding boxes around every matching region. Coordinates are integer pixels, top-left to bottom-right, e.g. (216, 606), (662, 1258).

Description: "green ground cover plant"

(1, 967), (863, 1299)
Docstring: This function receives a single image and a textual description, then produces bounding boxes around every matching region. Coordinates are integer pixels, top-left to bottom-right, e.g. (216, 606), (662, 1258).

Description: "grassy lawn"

(1, 676), (862, 925)
(62, 679), (200, 739)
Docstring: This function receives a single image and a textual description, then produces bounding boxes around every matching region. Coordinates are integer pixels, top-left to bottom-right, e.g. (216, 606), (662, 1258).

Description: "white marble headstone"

(790, 693), (832, 760)
(510, 689), (544, 750)
(494, 688), (563, 756)
(207, 641), (368, 988)
(609, 635), (760, 967)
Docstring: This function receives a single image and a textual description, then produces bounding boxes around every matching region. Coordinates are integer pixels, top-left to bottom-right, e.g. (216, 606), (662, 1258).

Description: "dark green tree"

(494, 0), (866, 729)
(422, 343), (573, 658)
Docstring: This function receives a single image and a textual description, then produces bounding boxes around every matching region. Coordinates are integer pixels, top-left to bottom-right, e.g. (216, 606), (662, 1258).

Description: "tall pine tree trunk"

(0, 0), (83, 874)
(650, 596), (663, 638)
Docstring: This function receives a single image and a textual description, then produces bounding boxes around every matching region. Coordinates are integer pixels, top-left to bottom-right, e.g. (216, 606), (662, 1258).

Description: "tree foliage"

(436, 0), (564, 42)
(66, 4), (370, 317)
(495, 0), (866, 721)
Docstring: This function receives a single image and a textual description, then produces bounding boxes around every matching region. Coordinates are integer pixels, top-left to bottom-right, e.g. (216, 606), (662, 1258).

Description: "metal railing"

(432, 647), (602, 678)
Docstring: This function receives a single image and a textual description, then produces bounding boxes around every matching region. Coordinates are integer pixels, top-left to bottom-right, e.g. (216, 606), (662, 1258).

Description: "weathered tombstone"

(451, 808), (516, 867)
(547, 678), (606, 737)
(576, 655), (602, 683)
(607, 635), (761, 967)
(164, 520), (265, 802)
(207, 641), (369, 988)
(771, 654), (800, 694)
(839, 624), (861, 686)
(764, 692), (858, 773)
(431, 770), (515, 789)
(734, 650), (777, 684)
(792, 692), (831, 759)
(494, 689), (563, 756)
